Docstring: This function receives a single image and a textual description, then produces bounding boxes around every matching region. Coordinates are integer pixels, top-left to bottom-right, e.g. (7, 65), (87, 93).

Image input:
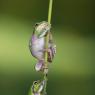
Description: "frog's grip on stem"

(43, 63), (48, 74)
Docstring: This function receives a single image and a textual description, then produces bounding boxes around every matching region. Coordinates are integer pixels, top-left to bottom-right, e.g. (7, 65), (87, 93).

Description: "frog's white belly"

(32, 37), (45, 59)
(32, 37), (44, 50)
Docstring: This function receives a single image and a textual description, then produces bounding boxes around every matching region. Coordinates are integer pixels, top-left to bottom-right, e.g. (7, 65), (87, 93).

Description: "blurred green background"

(0, 0), (95, 95)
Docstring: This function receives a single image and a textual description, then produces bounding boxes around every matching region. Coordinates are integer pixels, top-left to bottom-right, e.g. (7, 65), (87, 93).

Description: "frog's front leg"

(42, 48), (54, 62)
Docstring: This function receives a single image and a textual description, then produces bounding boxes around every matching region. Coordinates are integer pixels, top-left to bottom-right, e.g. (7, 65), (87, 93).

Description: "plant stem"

(44, 0), (53, 94)
(48, 0), (53, 24)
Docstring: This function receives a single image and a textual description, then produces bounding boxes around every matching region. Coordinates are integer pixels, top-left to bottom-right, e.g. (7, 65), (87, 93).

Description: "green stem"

(45, 0), (53, 64)
(48, 0), (53, 24)
(44, 0), (53, 95)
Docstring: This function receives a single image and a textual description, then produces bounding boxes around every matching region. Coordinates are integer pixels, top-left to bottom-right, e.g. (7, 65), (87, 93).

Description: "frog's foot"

(43, 66), (48, 74)
(35, 60), (44, 72)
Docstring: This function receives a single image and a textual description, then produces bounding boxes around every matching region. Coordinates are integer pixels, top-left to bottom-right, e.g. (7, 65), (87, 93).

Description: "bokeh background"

(0, 0), (95, 95)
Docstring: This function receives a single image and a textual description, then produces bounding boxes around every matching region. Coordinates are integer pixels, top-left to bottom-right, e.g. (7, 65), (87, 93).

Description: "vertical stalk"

(44, 0), (53, 94)
(45, 0), (53, 64)
(44, 0), (53, 71)
(48, 0), (53, 24)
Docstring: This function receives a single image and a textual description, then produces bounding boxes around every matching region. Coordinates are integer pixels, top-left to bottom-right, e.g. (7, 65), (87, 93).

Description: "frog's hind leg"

(35, 60), (44, 72)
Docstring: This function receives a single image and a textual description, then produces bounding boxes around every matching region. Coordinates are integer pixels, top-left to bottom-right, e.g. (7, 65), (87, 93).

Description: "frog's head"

(32, 81), (41, 93)
(32, 80), (45, 94)
(34, 21), (51, 38)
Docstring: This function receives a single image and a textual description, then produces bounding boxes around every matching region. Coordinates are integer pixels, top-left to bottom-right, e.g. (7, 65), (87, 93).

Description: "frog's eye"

(33, 81), (38, 85)
(35, 23), (39, 27)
